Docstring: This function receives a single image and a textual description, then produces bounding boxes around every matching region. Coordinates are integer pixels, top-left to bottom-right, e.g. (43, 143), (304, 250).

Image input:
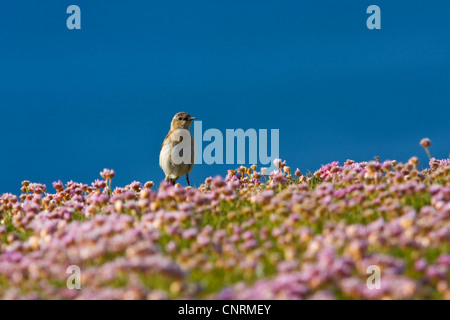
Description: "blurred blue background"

(1, 1), (449, 193)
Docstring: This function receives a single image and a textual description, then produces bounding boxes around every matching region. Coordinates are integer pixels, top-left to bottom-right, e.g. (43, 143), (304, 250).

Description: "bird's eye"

(178, 117), (183, 120)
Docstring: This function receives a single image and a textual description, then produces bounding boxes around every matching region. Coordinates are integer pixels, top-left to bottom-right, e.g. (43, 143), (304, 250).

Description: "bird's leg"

(186, 174), (190, 186)
(165, 176), (175, 186)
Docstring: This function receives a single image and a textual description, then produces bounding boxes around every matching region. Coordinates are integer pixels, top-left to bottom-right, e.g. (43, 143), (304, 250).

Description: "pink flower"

(100, 169), (116, 180)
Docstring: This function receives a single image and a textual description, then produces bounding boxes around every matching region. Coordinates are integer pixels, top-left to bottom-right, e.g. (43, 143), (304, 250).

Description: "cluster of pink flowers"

(0, 154), (449, 299)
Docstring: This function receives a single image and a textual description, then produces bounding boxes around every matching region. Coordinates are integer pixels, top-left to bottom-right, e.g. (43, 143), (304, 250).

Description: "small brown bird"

(159, 112), (196, 185)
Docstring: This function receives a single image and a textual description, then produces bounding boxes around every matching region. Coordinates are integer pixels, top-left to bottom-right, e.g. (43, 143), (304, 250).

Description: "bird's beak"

(189, 117), (196, 120)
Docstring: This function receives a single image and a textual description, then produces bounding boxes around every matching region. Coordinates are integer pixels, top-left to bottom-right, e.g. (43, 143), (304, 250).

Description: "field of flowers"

(1, 143), (449, 299)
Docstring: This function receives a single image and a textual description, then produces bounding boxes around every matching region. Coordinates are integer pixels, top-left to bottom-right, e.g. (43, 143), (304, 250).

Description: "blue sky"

(0, 1), (449, 193)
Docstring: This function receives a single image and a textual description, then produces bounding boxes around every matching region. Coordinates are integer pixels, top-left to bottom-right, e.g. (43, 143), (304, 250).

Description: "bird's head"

(170, 112), (196, 130)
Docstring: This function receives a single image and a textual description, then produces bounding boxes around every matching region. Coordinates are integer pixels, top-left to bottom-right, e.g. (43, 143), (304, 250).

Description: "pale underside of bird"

(159, 112), (196, 185)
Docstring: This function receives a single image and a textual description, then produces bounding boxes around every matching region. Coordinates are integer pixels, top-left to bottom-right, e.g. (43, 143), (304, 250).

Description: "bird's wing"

(161, 132), (171, 152)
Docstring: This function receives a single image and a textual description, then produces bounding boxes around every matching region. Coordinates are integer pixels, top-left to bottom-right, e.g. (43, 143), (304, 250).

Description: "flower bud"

(420, 138), (431, 148)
